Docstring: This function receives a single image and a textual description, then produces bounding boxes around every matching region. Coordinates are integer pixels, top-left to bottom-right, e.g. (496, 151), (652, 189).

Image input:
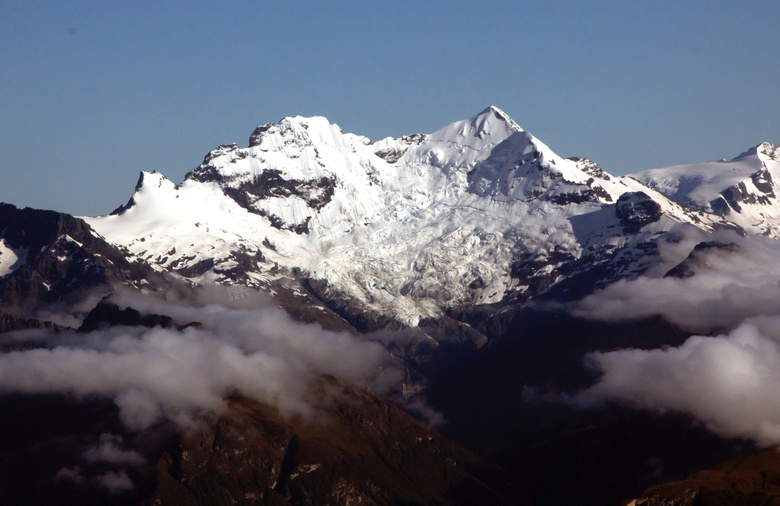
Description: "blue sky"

(2, 1), (779, 215)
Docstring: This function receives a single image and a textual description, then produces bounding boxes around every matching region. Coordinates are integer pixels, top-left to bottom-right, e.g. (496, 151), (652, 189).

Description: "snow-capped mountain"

(632, 142), (780, 236)
(85, 107), (730, 329)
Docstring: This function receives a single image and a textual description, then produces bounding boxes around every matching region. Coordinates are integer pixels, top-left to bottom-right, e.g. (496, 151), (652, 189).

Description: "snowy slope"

(0, 239), (26, 278)
(86, 107), (728, 327)
(633, 143), (780, 236)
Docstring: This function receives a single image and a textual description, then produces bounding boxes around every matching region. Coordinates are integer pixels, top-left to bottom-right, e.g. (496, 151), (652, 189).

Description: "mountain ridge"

(81, 107), (736, 331)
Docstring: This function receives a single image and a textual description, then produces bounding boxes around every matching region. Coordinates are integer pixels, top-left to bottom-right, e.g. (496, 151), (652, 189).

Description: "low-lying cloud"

(0, 290), (403, 431)
(571, 230), (780, 333)
(570, 230), (780, 445)
(578, 322), (780, 445)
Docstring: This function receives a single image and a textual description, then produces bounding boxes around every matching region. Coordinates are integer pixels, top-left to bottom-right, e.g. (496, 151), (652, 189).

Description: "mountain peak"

(479, 105), (511, 120)
(733, 142), (780, 161)
(423, 106), (522, 150)
(475, 105), (522, 131)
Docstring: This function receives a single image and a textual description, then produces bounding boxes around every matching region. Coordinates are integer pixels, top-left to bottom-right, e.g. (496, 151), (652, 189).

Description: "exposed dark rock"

(202, 144), (241, 165)
(630, 445), (780, 506)
(244, 208), (311, 234)
(0, 204), (153, 309)
(709, 195), (731, 216)
(616, 192), (663, 233)
(219, 170), (335, 231)
(76, 300), (191, 333)
(110, 172), (148, 215)
(235, 170), (335, 210)
(751, 167), (775, 197)
(249, 122), (276, 147)
(174, 258), (215, 278)
(183, 147), (254, 185)
(0, 310), (67, 335)
(373, 133), (426, 164)
(548, 189), (601, 205)
(184, 164), (224, 184)
(759, 142), (780, 160)
(585, 178), (614, 201)
(567, 157), (611, 181)
(721, 182), (756, 212)
(212, 248), (266, 283)
(711, 178), (775, 214)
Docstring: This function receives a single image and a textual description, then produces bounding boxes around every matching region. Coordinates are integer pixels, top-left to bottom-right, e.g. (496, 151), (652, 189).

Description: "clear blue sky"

(2, 1), (779, 216)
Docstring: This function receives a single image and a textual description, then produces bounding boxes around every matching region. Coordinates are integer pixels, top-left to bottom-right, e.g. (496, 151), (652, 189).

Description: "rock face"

(0, 310), (67, 335)
(0, 203), (153, 309)
(76, 300), (197, 333)
(664, 241), (739, 279)
(615, 192), (663, 233)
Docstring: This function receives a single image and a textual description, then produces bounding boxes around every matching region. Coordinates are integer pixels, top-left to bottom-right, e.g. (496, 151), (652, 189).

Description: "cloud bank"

(578, 323), (780, 445)
(572, 230), (780, 445)
(571, 231), (780, 332)
(0, 290), (402, 431)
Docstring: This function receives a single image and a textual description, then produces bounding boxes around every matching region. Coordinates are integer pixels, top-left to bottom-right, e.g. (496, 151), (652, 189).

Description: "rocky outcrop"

(222, 169), (337, 213)
(0, 310), (67, 336)
(710, 166), (778, 216)
(751, 167), (775, 197)
(373, 133), (426, 164)
(0, 204), (153, 309)
(76, 300), (197, 333)
(616, 192), (663, 233)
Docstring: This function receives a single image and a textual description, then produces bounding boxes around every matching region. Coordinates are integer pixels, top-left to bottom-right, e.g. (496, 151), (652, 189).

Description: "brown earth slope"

(627, 446), (780, 506)
(150, 377), (523, 506)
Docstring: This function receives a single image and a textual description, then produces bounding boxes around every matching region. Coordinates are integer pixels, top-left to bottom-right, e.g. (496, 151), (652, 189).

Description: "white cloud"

(578, 322), (780, 445)
(0, 295), (402, 431)
(566, 230), (780, 446)
(570, 231), (780, 332)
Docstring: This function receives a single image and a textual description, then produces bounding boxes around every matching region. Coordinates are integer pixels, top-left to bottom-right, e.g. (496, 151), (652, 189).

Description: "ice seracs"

(85, 107), (733, 328)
